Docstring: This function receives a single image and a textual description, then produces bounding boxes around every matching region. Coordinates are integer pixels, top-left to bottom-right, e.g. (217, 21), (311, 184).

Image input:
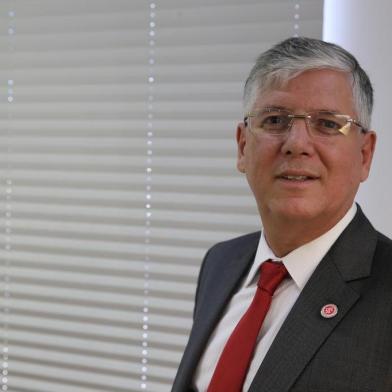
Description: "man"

(172, 37), (392, 392)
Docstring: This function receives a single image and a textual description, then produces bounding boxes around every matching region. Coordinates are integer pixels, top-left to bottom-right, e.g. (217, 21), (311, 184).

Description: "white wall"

(324, 0), (392, 237)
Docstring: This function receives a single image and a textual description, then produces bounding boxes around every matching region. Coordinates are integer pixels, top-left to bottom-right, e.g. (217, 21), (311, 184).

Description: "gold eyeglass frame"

(244, 110), (367, 137)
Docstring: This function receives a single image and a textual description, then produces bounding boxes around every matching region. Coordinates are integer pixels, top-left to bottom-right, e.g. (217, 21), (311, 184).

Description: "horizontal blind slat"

(0, 1), (323, 391)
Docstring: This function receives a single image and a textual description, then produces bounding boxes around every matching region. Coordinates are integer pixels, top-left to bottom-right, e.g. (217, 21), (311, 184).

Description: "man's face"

(237, 69), (376, 232)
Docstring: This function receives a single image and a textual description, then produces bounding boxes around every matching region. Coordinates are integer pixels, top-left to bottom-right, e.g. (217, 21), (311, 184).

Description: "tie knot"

(257, 260), (288, 295)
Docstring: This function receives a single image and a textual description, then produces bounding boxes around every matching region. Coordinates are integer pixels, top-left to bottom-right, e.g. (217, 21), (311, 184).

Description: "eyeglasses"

(244, 108), (367, 138)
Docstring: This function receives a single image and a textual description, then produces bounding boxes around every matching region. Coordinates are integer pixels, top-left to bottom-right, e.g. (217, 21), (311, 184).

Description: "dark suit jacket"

(172, 207), (392, 391)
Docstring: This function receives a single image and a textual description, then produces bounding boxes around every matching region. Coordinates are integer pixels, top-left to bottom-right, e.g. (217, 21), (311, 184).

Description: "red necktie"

(207, 260), (288, 392)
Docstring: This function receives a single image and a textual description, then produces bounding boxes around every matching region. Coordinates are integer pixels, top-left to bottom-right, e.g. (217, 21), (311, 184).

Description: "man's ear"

(360, 130), (377, 182)
(236, 122), (247, 173)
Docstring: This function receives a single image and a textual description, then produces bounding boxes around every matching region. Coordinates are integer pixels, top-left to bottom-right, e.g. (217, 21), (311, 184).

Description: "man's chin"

(266, 199), (323, 222)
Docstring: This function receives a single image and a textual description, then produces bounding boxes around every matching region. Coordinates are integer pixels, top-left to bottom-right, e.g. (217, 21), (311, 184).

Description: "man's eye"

(262, 115), (288, 127)
(317, 118), (341, 129)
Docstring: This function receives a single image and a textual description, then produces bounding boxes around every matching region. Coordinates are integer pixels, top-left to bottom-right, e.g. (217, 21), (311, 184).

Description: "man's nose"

(280, 117), (315, 156)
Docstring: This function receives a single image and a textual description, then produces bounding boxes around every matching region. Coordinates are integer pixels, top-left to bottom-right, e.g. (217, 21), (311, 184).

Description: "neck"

(261, 210), (350, 257)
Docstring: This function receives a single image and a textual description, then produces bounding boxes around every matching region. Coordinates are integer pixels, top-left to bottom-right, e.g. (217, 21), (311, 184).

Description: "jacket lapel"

(172, 233), (260, 392)
(249, 207), (377, 392)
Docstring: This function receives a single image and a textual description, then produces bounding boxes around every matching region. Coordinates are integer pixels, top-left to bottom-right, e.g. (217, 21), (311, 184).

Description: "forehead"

(253, 69), (356, 114)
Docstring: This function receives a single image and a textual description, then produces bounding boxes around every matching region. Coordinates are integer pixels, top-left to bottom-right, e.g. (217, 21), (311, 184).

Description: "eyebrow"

(258, 106), (343, 115)
(261, 106), (290, 112)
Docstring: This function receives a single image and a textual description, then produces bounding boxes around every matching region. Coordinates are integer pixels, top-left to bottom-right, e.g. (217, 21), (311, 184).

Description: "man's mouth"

(280, 175), (315, 181)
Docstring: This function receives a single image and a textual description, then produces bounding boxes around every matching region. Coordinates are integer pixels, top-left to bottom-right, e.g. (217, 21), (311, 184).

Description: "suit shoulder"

(199, 231), (261, 277)
(373, 231), (392, 280)
(375, 230), (392, 259)
(207, 231), (261, 256)
(194, 231), (261, 316)
(376, 230), (392, 247)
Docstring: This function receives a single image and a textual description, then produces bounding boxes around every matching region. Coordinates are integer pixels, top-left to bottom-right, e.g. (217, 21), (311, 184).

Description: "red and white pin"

(320, 303), (338, 319)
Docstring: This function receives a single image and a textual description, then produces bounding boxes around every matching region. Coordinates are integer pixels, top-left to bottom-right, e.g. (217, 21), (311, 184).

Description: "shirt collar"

(244, 204), (357, 289)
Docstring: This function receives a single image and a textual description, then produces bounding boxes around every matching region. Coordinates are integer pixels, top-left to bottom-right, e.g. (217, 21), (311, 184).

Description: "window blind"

(0, 1), (323, 391)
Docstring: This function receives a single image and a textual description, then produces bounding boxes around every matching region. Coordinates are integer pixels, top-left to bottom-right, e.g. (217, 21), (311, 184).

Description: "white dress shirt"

(193, 204), (356, 391)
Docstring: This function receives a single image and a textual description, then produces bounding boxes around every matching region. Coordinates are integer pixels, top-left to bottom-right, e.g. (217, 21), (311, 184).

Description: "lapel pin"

(320, 303), (338, 319)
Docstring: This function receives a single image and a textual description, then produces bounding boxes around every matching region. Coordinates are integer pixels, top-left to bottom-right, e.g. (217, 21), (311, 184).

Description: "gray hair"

(244, 37), (374, 129)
